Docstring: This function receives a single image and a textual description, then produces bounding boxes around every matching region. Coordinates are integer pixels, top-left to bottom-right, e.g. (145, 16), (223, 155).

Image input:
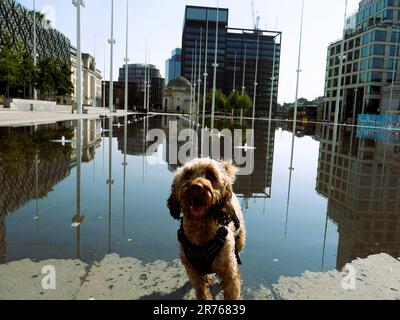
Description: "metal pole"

(211, 2), (220, 130)
(333, 0), (348, 125)
(124, 0), (129, 114)
(193, 40), (198, 115)
(252, 33), (260, 120)
(242, 44), (247, 95)
(73, 0), (85, 114)
(147, 51), (151, 112)
(33, 0), (37, 100)
(268, 37), (277, 121)
(289, 0), (305, 171)
(202, 18), (209, 127)
(190, 46), (194, 114)
(389, 28), (399, 114)
(144, 44), (147, 110)
(197, 28), (203, 118)
(103, 44), (106, 108)
(108, 0), (115, 114)
(233, 51), (237, 92)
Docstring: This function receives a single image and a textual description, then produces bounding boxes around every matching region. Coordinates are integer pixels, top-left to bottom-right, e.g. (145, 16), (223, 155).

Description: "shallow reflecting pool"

(0, 115), (399, 291)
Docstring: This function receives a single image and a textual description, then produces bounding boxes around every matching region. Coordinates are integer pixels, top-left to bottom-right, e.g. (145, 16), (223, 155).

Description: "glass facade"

(118, 64), (165, 108)
(182, 6), (281, 117)
(0, 0), (71, 63)
(324, 0), (400, 123)
(165, 48), (182, 84)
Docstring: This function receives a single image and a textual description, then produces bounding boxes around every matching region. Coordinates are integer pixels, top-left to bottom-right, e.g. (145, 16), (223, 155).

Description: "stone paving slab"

(273, 254), (400, 300)
(0, 110), (137, 127)
(0, 253), (398, 300)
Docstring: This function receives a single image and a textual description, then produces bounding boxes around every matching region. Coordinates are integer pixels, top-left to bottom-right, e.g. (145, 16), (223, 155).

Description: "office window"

(391, 31), (400, 42)
(361, 46), (369, 57)
(363, 8), (369, 19)
(208, 9), (228, 22)
(370, 57), (384, 69)
(372, 44), (385, 55)
(383, 9), (393, 20)
(362, 32), (370, 45)
(373, 30), (386, 41)
(187, 8), (207, 20)
(361, 59), (368, 70)
(368, 71), (382, 82)
(390, 45), (398, 56)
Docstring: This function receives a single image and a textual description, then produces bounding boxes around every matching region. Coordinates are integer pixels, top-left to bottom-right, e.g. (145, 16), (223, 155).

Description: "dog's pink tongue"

(191, 205), (206, 217)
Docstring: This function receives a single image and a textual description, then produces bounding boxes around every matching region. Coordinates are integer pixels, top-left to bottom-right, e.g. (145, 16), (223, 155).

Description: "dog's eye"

(205, 171), (215, 181)
(183, 170), (193, 179)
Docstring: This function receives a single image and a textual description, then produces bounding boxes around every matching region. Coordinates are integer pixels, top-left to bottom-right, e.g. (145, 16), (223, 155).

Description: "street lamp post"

(289, 0), (305, 171)
(33, 0), (37, 100)
(197, 27), (203, 119)
(211, 1), (220, 130)
(202, 18), (209, 128)
(124, 0), (129, 114)
(252, 32), (260, 120)
(72, 0), (85, 114)
(241, 44), (247, 95)
(108, 0), (115, 114)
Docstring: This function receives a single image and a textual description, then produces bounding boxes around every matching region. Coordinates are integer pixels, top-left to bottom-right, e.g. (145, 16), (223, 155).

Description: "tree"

(204, 89), (228, 114)
(17, 49), (37, 98)
(227, 91), (252, 116)
(237, 93), (252, 115)
(56, 61), (73, 99)
(0, 38), (19, 98)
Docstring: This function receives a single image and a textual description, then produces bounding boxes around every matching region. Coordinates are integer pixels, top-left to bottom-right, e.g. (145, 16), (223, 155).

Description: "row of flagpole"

(70, 0), (138, 115)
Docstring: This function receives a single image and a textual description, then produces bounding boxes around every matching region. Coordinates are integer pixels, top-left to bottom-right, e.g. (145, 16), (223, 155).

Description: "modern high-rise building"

(165, 48), (182, 84)
(0, 0), (71, 62)
(181, 5), (281, 117)
(118, 63), (165, 109)
(323, 0), (400, 124)
(316, 124), (400, 269)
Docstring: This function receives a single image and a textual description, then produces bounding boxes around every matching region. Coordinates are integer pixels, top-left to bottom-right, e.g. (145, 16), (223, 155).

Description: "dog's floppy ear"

(167, 186), (181, 219)
(221, 161), (237, 184)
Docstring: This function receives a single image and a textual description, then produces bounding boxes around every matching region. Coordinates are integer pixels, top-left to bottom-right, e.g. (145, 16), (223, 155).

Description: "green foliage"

(202, 90), (253, 115)
(0, 36), (72, 100)
(0, 127), (74, 176)
(0, 37), (19, 97)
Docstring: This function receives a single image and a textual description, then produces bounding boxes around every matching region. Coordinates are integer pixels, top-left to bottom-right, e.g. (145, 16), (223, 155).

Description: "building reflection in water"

(317, 124), (400, 270)
(115, 115), (276, 216)
(0, 119), (102, 263)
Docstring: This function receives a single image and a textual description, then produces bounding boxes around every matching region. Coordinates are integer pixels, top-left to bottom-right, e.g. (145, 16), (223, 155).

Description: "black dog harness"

(177, 216), (242, 275)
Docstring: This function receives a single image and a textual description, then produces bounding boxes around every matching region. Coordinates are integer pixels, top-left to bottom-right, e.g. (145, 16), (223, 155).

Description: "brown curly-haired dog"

(167, 158), (246, 300)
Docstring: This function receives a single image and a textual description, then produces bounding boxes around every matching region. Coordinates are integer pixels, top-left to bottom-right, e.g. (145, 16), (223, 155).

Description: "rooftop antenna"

(251, 0), (260, 30)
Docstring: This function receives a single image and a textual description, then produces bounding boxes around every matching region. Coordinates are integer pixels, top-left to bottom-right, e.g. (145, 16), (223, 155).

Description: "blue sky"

(18, 0), (360, 104)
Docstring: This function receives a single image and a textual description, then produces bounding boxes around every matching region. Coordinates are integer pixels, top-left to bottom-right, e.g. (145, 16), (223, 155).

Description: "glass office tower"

(324, 0), (400, 123)
(165, 48), (182, 85)
(182, 6), (281, 117)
